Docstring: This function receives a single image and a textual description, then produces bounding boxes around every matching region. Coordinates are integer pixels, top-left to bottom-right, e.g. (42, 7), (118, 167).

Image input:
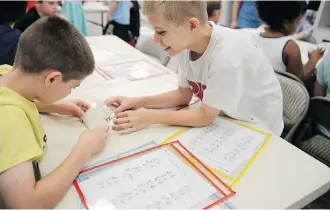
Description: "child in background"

(0, 17), (109, 208)
(253, 1), (323, 81)
(26, 1), (36, 12)
(207, 1), (221, 24)
(105, 0), (134, 45)
(314, 51), (330, 138)
(14, 1), (59, 32)
(0, 1), (27, 65)
(129, 1), (140, 46)
(105, 1), (284, 136)
(230, 0), (262, 29)
(60, 1), (88, 36)
(315, 51), (330, 98)
(294, 1), (320, 43)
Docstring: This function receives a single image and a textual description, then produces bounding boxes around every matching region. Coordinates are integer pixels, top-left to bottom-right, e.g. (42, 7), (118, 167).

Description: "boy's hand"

(308, 48), (324, 63)
(52, 100), (90, 118)
(76, 125), (110, 157)
(112, 108), (154, 134)
(105, 96), (143, 113)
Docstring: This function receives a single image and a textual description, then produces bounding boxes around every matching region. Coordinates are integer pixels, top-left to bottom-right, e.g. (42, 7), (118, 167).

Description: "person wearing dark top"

(14, 1), (58, 33)
(293, 1), (321, 43)
(129, 1), (140, 46)
(307, 1), (321, 11)
(0, 1), (27, 66)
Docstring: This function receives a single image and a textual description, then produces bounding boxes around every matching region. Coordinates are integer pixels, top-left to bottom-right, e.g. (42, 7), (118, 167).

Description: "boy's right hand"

(308, 48), (324, 63)
(105, 96), (143, 113)
(75, 125), (110, 157)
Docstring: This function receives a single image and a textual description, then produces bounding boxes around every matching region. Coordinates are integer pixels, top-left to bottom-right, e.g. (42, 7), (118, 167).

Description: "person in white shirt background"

(252, 1), (324, 82)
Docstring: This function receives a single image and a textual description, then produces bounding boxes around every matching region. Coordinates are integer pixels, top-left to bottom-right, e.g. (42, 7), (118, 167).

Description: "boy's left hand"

(52, 100), (90, 118)
(112, 108), (154, 134)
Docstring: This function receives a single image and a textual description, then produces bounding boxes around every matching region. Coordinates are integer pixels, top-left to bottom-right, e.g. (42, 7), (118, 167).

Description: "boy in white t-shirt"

(105, 1), (284, 136)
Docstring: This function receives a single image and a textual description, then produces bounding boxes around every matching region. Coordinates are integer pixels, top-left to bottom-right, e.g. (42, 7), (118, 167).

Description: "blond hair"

(142, 1), (208, 25)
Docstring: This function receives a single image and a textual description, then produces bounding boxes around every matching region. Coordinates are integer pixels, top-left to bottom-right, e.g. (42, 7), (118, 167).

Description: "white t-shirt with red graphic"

(177, 23), (284, 136)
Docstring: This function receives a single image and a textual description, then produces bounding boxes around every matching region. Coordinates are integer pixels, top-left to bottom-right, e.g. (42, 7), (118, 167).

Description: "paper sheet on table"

(92, 49), (120, 66)
(68, 77), (177, 103)
(76, 141), (236, 209)
(177, 117), (268, 177)
(99, 60), (167, 81)
(78, 147), (218, 209)
(299, 42), (329, 66)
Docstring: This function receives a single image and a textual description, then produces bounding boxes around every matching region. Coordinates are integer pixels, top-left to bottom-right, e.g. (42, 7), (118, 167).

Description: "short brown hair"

(142, 1), (208, 25)
(14, 16), (94, 81)
(207, 1), (221, 18)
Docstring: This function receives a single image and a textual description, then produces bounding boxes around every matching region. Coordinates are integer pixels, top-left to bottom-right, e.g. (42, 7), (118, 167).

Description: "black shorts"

(103, 21), (133, 44)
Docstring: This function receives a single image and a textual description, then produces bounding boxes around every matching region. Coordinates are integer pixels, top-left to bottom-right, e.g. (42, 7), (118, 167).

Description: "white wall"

(313, 1), (330, 43)
(219, 1), (233, 26)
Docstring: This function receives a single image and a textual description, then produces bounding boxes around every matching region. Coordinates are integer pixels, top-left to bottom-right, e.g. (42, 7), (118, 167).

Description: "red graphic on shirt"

(188, 80), (207, 100)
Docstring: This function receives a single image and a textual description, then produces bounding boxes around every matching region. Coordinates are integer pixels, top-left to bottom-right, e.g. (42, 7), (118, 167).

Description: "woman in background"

(294, 1), (321, 43)
(60, 1), (88, 36)
(230, 0), (262, 29)
(104, 0), (133, 45)
(129, 1), (140, 46)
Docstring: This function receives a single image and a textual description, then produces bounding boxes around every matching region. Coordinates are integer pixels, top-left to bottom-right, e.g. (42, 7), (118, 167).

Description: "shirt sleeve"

(316, 55), (327, 87)
(203, 64), (244, 114)
(0, 105), (43, 173)
(177, 56), (190, 88)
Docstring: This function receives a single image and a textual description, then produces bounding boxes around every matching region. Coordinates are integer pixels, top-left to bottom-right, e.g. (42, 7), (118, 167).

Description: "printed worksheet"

(99, 60), (167, 81)
(78, 148), (218, 209)
(177, 117), (268, 177)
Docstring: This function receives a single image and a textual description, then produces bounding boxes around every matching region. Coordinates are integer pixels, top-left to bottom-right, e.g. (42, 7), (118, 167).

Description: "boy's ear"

(44, 70), (63, 87)
(189, 17), (200, 31)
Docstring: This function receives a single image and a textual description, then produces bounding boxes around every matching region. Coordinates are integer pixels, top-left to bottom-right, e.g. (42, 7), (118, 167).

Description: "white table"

(39, 35), (330, 209)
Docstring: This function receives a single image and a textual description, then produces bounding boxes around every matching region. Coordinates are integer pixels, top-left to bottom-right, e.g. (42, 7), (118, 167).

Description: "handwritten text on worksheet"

(179, 118), (267, 176)
(78, 148), (217, 209)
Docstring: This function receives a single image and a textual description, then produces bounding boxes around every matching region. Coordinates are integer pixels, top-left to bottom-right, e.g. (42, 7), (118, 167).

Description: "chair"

(276, 72), (310, 142)
(162, 56), (171, 67)
(135, 31), (162, 61)
(275, 70), (315, 97)
(135, 30), (170, 63)
(275, 70), (304, 85)
(298, 97), (330, 167)
(135, 32), (180, 73)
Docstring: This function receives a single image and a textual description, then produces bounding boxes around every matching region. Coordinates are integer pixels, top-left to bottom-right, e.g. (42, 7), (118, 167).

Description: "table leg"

(101, 11), (104, 34)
